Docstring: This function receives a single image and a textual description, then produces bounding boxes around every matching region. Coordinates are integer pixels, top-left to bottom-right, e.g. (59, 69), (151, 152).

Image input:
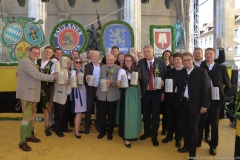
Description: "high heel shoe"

(78, 130), (84, 133)
(124, 140), (131, 148)
(75, 133), (81, 139)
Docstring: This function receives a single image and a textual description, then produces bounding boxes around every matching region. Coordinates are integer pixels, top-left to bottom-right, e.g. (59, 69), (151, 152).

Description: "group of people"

(16, 44), (231, 160)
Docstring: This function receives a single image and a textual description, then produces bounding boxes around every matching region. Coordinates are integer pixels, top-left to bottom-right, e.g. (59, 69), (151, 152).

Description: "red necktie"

(149, 62), (153, 91)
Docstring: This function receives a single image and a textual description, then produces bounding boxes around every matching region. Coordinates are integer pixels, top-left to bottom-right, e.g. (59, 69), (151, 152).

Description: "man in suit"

(84, 51), (102, 134)
(137, 45), (167, 147)
(194, 47), (227, 145)
(161, 50), (173, 135)
(162, 53), (183, 148)
(49, 48), (63, 132)
(175, 52), (210, 160)
(53, 57), (72, 137)
(16, 46), (57, 151)
(198, 48), (231, 156)
(96, 54), (121, 140)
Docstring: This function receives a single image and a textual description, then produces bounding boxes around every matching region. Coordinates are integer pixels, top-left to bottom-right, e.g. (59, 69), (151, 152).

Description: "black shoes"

(63, 128), (73, 133)
(175, 141), (181, 148)
(177, 147), (189, 153)
(78, 130), (84, 133)
(205, 136), (211, 143)
(124, 140), (131, 148)
(161, 129), (167, 135)
(56, 132), (64, 137)
(161, 137), (173, 143)
(107, 134), (113, 140)
(97, 133), (106, 139)
(49, 125), (55, 132)
(75, 133), (81, 139)
(152, 139), (159, 146)
(139, 134), (150, 140)
(210, 147), (217, 156)
(84, 129), (89, 135)
(45, 128), (51, 136)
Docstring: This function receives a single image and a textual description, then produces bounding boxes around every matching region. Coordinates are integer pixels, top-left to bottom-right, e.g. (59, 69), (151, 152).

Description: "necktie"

(149, 62), (153, 91)
(106, 67), (110, 77)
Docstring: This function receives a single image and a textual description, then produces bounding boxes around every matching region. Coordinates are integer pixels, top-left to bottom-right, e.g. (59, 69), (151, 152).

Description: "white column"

(124, 0), (141, 51)
(214, 0), (235, 67)
(28, 0), (46, 34)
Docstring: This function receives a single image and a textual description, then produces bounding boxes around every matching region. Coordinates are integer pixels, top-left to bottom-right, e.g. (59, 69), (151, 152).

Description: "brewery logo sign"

(100, 21), (134, 55)
(50, 20), (88, 54)
(150, 25), (175, 58)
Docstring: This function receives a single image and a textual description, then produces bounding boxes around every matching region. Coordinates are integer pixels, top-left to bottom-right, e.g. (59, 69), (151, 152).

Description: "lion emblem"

(109, 28), (126, 46)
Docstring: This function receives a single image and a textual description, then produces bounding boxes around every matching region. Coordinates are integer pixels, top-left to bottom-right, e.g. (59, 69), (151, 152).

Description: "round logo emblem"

(52, 22), (85, 54)
(24, 24), (43, 45)
(58, 28), (79, 50)
(4, 23), (23, 45)
(14, 41), (31, 61)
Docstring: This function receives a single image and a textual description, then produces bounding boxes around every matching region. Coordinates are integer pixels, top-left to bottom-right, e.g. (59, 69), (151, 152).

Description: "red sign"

(154, 32), (171, 49)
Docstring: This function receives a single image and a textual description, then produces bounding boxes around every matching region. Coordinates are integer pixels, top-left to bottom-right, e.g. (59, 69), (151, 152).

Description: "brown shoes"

(19, 141), (31, 151)
(26, 136), (41, 143)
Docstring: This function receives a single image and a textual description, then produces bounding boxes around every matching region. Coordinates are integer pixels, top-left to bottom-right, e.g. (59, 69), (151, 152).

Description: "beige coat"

(16, 57), (54, 102)
(53, 68), (70, 105)
(96, 64), (121, 102)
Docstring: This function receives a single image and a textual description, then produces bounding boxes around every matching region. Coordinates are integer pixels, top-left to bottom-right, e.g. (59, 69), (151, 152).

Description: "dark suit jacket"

(200, 63), (231, 107)
(137, 57), (167, 96)
(84, 62), (103, 96)
(164, 68), (178, 104)
(166, 64), (173, 70)
(174, 67), (211, 114)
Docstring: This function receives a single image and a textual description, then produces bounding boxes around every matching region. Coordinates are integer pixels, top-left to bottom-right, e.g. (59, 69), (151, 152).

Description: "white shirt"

(207, 62), (215, 71)
(40, 59), (50, 69)
(207, 62), (215, 87)
(183, 67), (194, 98)
(194, 61), (202, 67)
(117, 69), (131, 80)
(93, 63), (100, 87)
(147, 58), (155, 90)
(50, 58), (58, 74)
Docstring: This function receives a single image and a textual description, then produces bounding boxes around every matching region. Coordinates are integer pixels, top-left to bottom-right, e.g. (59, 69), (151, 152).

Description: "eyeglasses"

(32, 52), (40, 55)
(125, 60), (132, 63)
(75, 61), (82, 64)
(182, 59), (192, 63)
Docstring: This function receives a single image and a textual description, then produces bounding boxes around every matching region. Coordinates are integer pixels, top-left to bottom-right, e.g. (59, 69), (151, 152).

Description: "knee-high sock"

(20, 121), (28, 144)
(26, 120), (33, 138)
(49, 110), (53, 126)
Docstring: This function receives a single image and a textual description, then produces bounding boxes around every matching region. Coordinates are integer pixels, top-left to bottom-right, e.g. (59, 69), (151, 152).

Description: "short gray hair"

(143, 45), (153, 52)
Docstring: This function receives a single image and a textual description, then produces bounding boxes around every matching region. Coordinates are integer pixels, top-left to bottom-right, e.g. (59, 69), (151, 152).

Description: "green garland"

(235, 112), (240, 120)
(100, 20), (135, 55)
(0, 62), (19, 66)
(49, 20), (88, 55)
(149, 25), (176, 56)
